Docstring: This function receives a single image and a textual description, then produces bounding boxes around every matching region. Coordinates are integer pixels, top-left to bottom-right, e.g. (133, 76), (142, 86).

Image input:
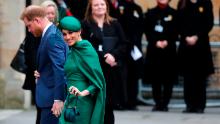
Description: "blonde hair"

(40, 0), (59, 23)
(84, 0), (114, 24)
(20, 5), (46, 21)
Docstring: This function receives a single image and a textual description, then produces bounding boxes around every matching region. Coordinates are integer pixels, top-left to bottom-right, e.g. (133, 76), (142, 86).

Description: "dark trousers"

(103, 65), (115, 124)
(126, 59), (140, 108)
(152, 80), (174, 108)
(183, 74), (207, 110)
(104, 100), (115, 124)
(36, 106), (41, 124)
(40, 108), (58, 124)
(111, 65), (127, 108)
(31, 89), (41, 124)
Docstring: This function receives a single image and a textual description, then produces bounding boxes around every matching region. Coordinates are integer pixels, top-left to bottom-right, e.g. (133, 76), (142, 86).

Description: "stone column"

(0, 0), (26, 108)
(0, 0), (60, 109)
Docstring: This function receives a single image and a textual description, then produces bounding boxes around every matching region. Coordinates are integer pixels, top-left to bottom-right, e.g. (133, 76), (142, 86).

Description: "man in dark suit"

(20, 5), (68, 124)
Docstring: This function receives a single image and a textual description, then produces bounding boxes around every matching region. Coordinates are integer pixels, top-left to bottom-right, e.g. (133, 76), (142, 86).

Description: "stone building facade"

(137, 0), (220, 89)
(137, 0), (220, 42)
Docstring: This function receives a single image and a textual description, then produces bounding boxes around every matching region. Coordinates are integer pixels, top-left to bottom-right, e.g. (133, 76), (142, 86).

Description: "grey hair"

(40, 0), (59, 23)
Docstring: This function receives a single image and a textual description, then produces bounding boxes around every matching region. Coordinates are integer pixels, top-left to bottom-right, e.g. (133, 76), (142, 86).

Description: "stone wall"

(0, 0), (57, 109)
(209, 45), (220, 89)
(135, 0), (220, 42)
(0, 0), (26, 109)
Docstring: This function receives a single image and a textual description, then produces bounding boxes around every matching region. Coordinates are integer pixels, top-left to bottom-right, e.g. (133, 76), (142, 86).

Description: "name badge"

(119, 6), (124, 15)
(133, 10), (139, 18)
(154, 24), (163, 33)
(164, 15), (173, 21)
(199, 6), (204, 13)
(98, 45), (103, 51)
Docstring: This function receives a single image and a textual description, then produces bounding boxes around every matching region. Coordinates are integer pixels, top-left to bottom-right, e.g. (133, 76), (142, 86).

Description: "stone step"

(137, 81), (220, 107)
(139, 85), (220, 98)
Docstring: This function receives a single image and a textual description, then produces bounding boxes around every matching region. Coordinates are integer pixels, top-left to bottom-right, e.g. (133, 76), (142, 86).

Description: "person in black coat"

(177, 0), (214, 113)
(81, 0), (131, 123)
(143, 0), (178, 112)
(118, 0), (144, 110)
(23, 31), (41, 124)
(65, 0), (88, 20)
(107, 0), (123, 19)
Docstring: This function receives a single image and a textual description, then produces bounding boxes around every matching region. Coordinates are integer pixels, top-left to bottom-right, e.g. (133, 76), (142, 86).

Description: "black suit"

(177, 0), (214, 112)
(143, 5), (178, 110)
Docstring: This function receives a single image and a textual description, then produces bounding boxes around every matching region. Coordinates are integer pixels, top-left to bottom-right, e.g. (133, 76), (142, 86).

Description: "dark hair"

(178, 0), (195, 10)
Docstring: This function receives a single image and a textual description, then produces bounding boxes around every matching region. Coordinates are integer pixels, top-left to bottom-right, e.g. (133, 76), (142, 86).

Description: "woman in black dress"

(177, 0), (214, 113)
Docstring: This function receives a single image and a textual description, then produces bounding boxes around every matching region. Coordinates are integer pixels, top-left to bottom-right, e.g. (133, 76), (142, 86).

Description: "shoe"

(152, 106), (161, 111)
(152, 106), (168, 112)
(161, 107), (168, 112)
(182, 108), (194, 113)
(113, 104), (125, 110)
(182, 108), (204, 113)
(126, 106), (138, 111)
(195, 109), (204, 114)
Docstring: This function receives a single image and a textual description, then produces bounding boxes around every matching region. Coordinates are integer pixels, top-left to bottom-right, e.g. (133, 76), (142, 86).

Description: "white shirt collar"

(42, 22), (53, 37)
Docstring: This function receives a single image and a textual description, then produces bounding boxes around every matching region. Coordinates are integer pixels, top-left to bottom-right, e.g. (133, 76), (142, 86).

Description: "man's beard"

(33, 27), (42, 37)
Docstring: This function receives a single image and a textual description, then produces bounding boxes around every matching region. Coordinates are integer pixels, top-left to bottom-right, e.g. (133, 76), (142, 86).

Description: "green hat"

(59, 16), (81, 32)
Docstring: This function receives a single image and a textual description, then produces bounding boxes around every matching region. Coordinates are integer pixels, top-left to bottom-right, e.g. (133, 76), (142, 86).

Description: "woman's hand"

(186, 35), (198, 46)
(69, 86), (89, 96)
(104, 53), (117, 67)
(156, 40), (168, 49)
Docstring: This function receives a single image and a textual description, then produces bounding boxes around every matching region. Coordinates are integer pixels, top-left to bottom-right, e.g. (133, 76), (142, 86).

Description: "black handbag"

(10, 39), (27, 74)
(64, 93), (80, 122)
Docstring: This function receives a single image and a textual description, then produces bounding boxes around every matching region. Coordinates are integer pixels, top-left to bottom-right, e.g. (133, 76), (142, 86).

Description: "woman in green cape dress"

(59, 16), (106, 124)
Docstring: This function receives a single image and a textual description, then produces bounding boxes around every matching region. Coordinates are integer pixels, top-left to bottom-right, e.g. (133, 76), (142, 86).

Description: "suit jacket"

(177, 0), (214, 76)
(143, 6), (178, 82)
(36, 24), (68, 108)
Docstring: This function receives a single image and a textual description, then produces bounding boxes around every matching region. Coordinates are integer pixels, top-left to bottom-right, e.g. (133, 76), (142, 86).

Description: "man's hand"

(51, 101), (64, 117)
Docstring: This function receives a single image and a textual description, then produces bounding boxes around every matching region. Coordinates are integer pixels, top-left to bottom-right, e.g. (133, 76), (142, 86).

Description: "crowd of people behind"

(19, 0), (215, 124)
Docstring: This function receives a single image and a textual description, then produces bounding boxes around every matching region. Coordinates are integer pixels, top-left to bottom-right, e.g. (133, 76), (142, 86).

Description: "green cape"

(71, 40), (106, 124)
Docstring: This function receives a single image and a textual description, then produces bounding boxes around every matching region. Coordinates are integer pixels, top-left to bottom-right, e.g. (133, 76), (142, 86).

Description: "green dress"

(59, 40), (106, 124)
